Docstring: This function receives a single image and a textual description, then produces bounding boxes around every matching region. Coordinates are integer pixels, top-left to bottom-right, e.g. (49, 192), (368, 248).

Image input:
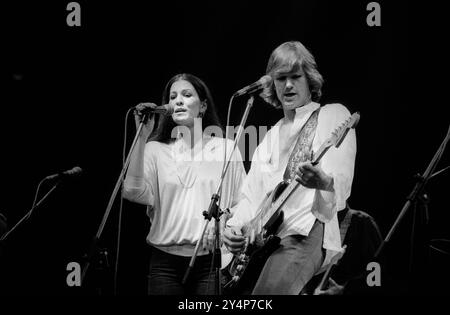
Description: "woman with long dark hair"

(123, 73), (245, 295)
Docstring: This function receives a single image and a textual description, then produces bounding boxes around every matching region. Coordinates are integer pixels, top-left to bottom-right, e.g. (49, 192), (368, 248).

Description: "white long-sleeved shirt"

(227, 102), (356, 265)
(123, 136), (246, 257)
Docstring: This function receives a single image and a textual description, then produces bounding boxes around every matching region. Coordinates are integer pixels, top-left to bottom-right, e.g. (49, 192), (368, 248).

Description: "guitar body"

(224, 182), (287, 294)
(223, 234), (281, 294)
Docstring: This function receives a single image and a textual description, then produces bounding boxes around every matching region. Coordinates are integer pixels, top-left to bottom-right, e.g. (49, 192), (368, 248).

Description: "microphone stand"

(182, 95), (255, 295)
(81, 113), (149, 288)
(0, 179), (61, 242)
(374, 124), (450, 267)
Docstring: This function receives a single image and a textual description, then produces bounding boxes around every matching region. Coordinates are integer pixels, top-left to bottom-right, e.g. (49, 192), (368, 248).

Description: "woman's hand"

(134, 103), (157, 140)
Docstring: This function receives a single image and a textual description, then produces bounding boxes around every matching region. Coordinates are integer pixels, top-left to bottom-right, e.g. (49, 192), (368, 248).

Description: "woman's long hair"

(149, 73), (223, 143)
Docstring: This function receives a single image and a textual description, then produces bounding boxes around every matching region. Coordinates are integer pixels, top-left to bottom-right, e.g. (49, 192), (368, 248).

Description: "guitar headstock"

(330, 112), (360, 148)
(311, 112), (360, 165)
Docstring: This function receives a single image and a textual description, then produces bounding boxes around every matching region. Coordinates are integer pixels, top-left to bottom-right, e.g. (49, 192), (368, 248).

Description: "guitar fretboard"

(260, 180), (300, 225)
(257, 141), (330, 229)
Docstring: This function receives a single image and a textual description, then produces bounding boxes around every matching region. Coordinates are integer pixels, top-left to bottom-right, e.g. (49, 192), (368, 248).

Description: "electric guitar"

(223, 112), (360, 293)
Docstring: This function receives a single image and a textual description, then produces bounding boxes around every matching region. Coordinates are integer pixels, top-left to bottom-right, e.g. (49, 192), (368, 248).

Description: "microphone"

(233, 75), (272, 97)
(45, 166), (83, 181)
(135, 103), (174, 116)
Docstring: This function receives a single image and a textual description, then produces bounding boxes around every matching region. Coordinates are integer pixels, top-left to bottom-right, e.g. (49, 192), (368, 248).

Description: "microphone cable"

(113, 106), (135, 295)
(24, 177), (47, 220)
(27, 166), (73, 221)
(1, 174), (61, 241)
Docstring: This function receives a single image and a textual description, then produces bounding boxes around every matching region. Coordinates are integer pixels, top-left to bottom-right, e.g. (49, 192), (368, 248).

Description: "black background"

(1, 1), (449, 295)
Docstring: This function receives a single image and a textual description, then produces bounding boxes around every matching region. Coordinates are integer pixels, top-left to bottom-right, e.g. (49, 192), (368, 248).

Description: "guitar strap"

(283, 107), (321, 181)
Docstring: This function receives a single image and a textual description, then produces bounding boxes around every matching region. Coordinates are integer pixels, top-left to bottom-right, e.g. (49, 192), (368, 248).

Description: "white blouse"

(123, 136), (246, 257)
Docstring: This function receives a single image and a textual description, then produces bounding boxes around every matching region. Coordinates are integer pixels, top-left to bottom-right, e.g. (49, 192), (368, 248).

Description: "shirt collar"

(258, 101), (320, 166)
(294, 101), (320, 118)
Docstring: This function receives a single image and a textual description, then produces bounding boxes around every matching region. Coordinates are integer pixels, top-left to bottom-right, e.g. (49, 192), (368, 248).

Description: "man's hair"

(261, 41), (324, 108)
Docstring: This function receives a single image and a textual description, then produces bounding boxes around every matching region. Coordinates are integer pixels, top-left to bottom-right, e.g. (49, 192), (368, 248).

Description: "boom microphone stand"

(0, 180), (61, 242)
(81, 112), (149, 287)
(374, 124), (450, 266)
(182, 95), (255, 295)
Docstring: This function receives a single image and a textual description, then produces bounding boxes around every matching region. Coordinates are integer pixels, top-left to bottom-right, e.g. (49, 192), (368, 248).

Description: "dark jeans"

(148, 246), (216, 295)
(252, 219), (325, 295)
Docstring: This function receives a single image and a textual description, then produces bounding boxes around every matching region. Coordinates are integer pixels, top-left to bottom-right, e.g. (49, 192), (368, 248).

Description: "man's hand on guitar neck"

(223, 226), (246, 254)
(296, 162), (334, 192)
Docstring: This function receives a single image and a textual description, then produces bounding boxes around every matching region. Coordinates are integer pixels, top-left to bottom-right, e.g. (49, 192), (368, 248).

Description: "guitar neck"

(258, 141), (331, 228)
(260, 180), (299, 226)
(244, 181), (300, 235)
(311, 140), (330, 165)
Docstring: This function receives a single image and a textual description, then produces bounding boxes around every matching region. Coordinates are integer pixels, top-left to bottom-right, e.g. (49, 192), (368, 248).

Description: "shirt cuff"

(123, 175), (145, 189)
